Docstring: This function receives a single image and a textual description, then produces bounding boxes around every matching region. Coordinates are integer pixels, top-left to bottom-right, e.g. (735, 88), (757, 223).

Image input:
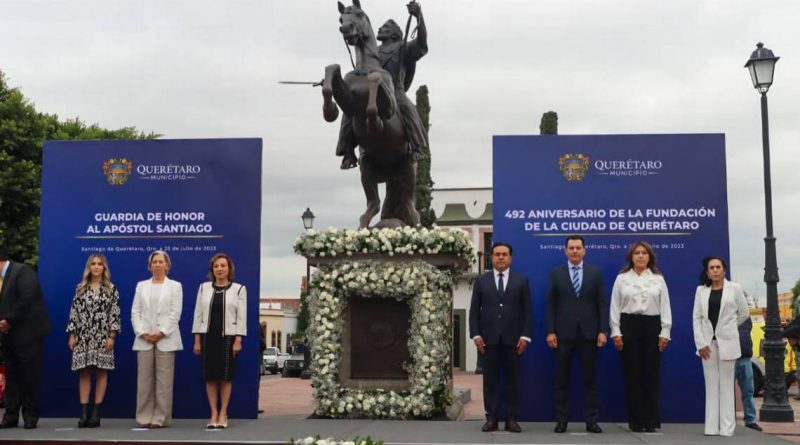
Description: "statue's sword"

(278, 80), (323, 87)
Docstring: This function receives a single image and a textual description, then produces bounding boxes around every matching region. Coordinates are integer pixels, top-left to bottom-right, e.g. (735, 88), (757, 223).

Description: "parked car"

(262, 347), (288, 375)
(282, 344), (309, 378)
(751, 321), (796, 396)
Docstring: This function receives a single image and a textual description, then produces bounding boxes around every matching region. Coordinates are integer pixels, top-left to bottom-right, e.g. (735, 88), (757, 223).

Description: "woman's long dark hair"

(619, 241), (661, 275)
(699, 255), (728, 287)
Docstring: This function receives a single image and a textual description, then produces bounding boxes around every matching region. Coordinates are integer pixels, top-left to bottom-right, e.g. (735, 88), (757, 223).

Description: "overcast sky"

(2, 0), (799, 298)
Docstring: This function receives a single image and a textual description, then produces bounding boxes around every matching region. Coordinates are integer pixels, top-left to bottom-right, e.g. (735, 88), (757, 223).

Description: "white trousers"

(136, 349), (175, 427)
(701, 340), (736, 436)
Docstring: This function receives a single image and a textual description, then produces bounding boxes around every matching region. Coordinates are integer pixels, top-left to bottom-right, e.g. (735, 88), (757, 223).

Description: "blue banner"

(493, 134), (728, 422)
(39, 138), (262, 419)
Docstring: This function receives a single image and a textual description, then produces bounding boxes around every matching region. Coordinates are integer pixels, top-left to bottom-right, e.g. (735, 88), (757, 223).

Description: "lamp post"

(745, 42), (793, 422)
(300, 207), (315, 380)
(301, 207), (316, 289)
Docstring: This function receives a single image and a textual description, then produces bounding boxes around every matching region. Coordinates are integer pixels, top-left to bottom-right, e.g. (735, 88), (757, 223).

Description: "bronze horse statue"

(322, 0), (421, 228)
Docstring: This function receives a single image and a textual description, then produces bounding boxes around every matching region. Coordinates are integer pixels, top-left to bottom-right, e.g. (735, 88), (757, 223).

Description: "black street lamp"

(301, 207), (316, 288)
(745, 42), (793, 422)
(300, 207), (316, 380)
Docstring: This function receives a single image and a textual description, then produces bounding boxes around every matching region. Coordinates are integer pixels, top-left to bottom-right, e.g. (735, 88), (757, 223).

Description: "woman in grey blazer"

(131, 250), (183, 428)
(192, 253), (247, 429)
(692, 256), (749, 436)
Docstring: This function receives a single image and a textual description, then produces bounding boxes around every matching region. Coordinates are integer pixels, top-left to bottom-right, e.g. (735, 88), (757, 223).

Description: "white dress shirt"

(567, 261), (583, 290)
(494, 268), (508, 290)
(609, 268), (672, 339)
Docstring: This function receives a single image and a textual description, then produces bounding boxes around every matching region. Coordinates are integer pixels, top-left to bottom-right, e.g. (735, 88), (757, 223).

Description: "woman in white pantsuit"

(692, 256), (749, 436)
(131, 250), (183, 428)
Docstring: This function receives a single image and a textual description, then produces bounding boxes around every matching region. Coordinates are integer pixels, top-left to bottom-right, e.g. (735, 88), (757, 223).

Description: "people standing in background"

(0, 248), (51, 429)
(131, 250), (183, 428)
(735, 317), (761, 431)
(692, 256), (749, 436)
(67, 253), (121, 428)
(192, 253), (247, 429)
(609, 241), (672, 433)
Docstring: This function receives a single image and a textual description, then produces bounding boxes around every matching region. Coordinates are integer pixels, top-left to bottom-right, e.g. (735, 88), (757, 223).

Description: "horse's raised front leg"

(359, 158), (381, 228)
(322, 64), (341, 122)
(365, 72), (385, 135)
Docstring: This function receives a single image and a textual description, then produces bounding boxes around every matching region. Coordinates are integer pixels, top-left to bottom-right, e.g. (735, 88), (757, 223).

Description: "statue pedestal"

(296, 228), (474, 419)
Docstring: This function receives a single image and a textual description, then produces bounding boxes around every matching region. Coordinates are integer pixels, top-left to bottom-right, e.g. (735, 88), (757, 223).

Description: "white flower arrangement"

(290, 436), (382, 445)
(294, 227), (476, 268)
(307, 260), (453, 419)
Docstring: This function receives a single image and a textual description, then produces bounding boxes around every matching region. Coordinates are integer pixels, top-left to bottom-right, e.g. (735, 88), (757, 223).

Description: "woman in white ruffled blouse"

(610, 241), (672, 433)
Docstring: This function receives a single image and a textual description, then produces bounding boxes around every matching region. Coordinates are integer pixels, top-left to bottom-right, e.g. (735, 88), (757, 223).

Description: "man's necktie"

(497, 272), (505, 296)
(571, 266), (581, 296)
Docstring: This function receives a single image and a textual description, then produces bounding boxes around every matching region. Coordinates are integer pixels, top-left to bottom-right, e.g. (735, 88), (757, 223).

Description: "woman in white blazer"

(692, 256), (749, 436)
(130, 250), (183, 428)
(192, 253), (246, 429)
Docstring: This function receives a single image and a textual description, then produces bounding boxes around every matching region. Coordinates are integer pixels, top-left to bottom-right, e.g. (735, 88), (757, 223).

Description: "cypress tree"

(414, 85), (435, 227)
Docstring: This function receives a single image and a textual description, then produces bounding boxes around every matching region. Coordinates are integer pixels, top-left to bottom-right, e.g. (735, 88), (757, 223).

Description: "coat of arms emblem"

(558, 153), (590, 181)
(102, 158), (133, 185)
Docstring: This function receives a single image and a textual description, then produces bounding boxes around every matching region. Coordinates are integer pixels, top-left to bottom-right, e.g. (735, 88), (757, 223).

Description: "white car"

(262, 347), (288, 375)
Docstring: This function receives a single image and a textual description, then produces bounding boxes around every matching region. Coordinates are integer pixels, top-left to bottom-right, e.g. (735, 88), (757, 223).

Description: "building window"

(483, 231), (493, 272)
(278, 330), (282, 351)
(271, 330), (277, 347)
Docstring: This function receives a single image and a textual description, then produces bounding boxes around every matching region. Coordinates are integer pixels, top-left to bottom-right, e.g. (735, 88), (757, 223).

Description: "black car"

(282, 344), (310, 377)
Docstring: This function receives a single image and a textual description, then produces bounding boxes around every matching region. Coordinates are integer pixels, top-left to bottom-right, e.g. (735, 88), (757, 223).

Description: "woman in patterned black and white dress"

(192, 253), (247, 429)
(66, 253), (121, 428)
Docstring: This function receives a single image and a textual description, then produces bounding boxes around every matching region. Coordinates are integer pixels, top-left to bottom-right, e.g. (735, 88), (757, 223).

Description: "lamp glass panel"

(754, 60), (776, 87)
(748, 64), (759, 88)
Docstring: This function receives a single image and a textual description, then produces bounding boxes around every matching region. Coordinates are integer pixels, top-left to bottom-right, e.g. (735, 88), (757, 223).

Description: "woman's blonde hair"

(77, 253), (113, 294)
(148, 250), (172, 273)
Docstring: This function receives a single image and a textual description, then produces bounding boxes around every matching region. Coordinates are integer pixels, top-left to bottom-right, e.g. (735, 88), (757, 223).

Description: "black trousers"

(554, 329), (598, 422)
(619, 313), (662, 429)
(2, 334), (45, 422)
(482, 344), (520, 419)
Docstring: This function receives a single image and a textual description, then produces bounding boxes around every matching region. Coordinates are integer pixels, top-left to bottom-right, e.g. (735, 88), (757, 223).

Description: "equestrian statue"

(322, 0), (428, 228)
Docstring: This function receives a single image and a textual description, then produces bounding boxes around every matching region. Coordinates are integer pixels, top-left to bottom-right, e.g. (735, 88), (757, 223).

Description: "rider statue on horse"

(322, 0), (428, 228)
(335, 1), (428, 171)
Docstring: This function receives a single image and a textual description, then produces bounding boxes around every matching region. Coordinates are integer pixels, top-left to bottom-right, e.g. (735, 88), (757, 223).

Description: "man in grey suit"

(0, 248), (51, 429)
(546, 235), (607, 434)
(469, 242), (532, 433)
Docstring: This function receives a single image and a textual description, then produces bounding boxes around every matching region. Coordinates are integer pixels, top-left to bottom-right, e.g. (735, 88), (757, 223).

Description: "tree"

(414, 85), (435, 227)
(792, 279), (800, 319)
(539, 111), (558, 135)
(0, 70), (156, 266)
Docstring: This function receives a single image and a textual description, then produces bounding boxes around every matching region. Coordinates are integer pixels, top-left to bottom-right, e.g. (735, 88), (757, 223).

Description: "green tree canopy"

(539, 111), (558, 135)
(0, 70), (157, 266)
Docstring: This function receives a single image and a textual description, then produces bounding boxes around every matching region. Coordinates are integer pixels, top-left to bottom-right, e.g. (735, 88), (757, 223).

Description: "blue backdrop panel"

(493, 134), (728, 422)
(39, 138), (262, 419)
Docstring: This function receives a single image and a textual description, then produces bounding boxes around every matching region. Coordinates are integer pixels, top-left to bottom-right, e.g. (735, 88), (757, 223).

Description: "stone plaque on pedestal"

(348, 297), (410, 379)
(341, 296), (412, 391)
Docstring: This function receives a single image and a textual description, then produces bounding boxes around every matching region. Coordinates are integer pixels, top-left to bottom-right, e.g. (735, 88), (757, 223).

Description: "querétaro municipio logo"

(103, 158), (133, 185)
(558, 153), (590, 181)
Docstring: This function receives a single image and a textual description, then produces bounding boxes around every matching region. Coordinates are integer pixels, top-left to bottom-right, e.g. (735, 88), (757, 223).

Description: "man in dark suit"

(469, 242), (532, 433)
(546, 235), (607, 434)
(0, 249), (51, 429)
